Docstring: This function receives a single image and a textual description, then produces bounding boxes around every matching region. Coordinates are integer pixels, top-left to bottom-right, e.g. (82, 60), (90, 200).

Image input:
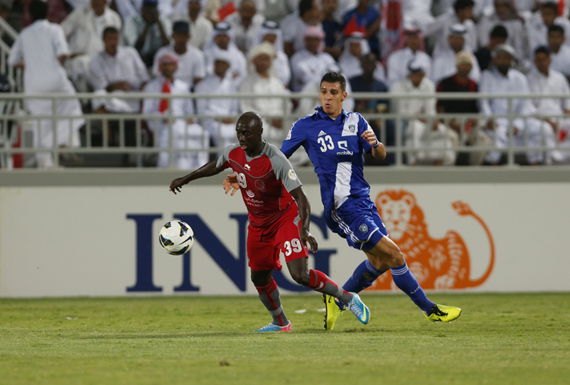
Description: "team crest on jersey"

(288, 169), (298, 180)
(244, 164), (251, 171)
(349, 125), (356, 133)
(359, 223), (368, 233)
(246, 189), (255, 198)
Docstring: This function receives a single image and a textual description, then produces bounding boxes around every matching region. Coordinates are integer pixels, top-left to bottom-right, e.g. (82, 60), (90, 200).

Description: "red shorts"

(247, 205), (308, 271)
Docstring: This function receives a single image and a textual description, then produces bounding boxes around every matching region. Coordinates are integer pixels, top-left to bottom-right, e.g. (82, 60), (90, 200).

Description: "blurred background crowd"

(2, 0), (570, 168)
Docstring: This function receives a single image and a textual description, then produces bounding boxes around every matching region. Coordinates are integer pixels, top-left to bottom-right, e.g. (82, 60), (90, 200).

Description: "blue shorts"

(325, 197), (388, 251)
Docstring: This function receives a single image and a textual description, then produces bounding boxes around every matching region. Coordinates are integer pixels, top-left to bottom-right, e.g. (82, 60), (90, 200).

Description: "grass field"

(1, 293), (569, 385)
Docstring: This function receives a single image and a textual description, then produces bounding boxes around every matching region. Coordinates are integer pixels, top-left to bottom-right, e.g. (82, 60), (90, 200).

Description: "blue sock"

(342, 260), (386, 293)
(390, 263), (435, 313)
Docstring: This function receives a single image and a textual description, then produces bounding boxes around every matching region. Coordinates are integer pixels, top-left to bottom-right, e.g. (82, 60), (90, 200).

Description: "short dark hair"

(540, 2), (558, 12)
(29, 0), (48, 22)
(534, 45), (551, 56)
(320, 72), (347, 91)
(453, 0), (474, 12)
(548, 24), (565, 36)
(102, 26), (120, 40)
(490, 25), (508, 40)
(299, 0), (315, 18)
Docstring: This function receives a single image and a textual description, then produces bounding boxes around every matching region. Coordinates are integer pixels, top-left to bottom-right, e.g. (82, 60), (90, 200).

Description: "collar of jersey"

(315, 106), (348, 121)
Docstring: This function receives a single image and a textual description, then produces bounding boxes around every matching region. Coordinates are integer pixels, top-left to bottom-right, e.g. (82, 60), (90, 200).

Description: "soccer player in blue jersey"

(279, 72), (462, 329)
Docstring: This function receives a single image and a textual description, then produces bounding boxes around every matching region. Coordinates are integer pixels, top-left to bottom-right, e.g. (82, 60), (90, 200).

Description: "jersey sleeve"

(280, 119), (306, 158)
(356, 113), (374, 153)
(215, 145), (237, 169)
(268, 145), (303, 192)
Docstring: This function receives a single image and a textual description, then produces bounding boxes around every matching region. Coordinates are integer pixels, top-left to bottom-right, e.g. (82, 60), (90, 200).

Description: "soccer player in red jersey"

(169, 112), (370, 332)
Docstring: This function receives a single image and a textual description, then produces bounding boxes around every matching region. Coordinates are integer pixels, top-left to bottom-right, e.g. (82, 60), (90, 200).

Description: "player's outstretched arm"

(289, 186), (318, 253)
(169, 160), (225, 194)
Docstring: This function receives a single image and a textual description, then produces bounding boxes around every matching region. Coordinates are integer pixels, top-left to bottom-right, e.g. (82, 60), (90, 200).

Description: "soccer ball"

(158, 220), (195, 255)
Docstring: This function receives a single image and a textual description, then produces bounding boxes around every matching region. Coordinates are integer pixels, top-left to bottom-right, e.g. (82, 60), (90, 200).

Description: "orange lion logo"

(369, 190), (495, 290)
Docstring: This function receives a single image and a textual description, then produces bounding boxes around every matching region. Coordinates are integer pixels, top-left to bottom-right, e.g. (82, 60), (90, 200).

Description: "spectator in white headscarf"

(338, 31), (385, 82)
(255, 20), (291, 87)
(204, 21), (248, 83)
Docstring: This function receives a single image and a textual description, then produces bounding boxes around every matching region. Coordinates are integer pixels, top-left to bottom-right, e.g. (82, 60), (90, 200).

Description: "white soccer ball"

(158, 220), (195, 255)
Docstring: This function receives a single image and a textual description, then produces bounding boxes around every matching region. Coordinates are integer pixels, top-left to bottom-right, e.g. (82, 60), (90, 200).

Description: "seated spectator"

(124, 0), (171, 67)
(391, 60), (457, 166)
(475, 24), (508, 71)
(88, 26), (149, 154)
(350, 53), (391, 165)
(282, 0), (322, 56)
(480, 45), (558, 165)
(262, 0), (296, 23)
(424, 0), (477, 56)
(195, 50), (241, 153)
(255, 20), (291, 87)
(437, 51), (490, 165)
(239, 42), (291, 143)
(526, 0), (570, 58)
(477, 0), (527, 61)
(226, 0), (265, 54)
(152, 20), (206, 89)
(386, 25), (432, 86)
(527, 46), (569, 163)
(321, 0), (343, 59)
(180, 0), (213, 50)
(342, 0), (381, 55)
(547, 24), (570, 82)
(431, 24), (480, 84)
(290, 26), (338, 92)
(338, 31), (385, 83)
(204, 22), (248, 83)
(8, 0), (84, 168)
(61, 0), (121, 92)
(143, 53), (208, 169)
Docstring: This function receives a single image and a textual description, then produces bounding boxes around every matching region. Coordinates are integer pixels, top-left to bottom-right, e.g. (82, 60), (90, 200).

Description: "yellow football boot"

(425, 304), (462, 322)
(323, 294), (343, 330)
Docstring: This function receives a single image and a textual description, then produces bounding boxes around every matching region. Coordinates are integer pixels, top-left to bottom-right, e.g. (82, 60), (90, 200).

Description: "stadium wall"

(1, 168), (569, 297)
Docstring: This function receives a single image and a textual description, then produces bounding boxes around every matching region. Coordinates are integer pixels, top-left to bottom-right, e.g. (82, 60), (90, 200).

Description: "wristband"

(372, 139), (380, 149)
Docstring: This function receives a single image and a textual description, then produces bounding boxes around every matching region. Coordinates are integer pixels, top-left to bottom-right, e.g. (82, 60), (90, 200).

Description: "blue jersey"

(281, 107), (374, 213)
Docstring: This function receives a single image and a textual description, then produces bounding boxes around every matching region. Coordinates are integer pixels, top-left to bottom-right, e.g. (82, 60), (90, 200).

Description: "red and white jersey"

(216, 142), (303, 228)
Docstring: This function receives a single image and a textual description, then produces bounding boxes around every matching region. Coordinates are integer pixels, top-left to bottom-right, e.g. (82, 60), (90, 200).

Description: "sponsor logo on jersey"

(288, 169), (298, 180)
(246, 189), (255, 198)
(318, 130), (327, 137)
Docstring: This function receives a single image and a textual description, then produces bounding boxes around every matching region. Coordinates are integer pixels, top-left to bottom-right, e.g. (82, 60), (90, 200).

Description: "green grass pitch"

(1, 293), (568, 385)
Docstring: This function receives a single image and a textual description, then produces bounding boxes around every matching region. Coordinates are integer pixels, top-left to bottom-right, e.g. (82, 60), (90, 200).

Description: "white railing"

(1, 91), (569, 169)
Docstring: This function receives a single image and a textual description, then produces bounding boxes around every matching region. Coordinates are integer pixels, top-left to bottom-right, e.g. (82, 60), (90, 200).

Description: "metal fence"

(1, 91), (569, 169)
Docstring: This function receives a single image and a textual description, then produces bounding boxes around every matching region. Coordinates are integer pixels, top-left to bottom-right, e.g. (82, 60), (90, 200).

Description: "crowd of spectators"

(3, 0), (570, 168)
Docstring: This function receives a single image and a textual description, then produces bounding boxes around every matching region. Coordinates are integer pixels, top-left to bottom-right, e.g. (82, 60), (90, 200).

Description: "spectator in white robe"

(8, 0), (84, 168)
(480, 45), (559, 164)
(152, 20), (206, 89)
(338, 31), (385, 83)
(88, 26), (149, 113)
(123, 0), (172, 67)
(143, 53), (208, 169)
(239, 42), (291, 144)
(386, 25), (432, 86)
(547, 24), (570, 81)
(423, 0), (477, 57)
(290, 26), (339, 92)
(477, 0), (528, 61)
(61, 0), (122, 91)
(527, 46), (570, 163)
(113, 0), (142, 21)
(195, 50), (241, 153)
(204, 21), (248, 83)
(431, 24), (480, 84)
(172, 0), (213, 50)
(391, 59), (457, 166)
(254, 20), (291, 87)
(282, 0), (322, 56)
(525, 0), (570, 58)
(225, 0), (265, 54)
